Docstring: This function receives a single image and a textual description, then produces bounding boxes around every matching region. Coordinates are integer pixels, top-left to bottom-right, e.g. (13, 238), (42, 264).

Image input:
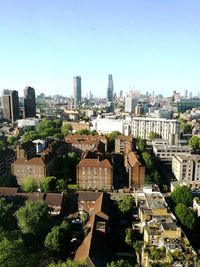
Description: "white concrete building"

(17, 118), (39, 128)
(153, 144), (191, 162)
(172, 154), (200, 188)
(91, 117), (131, 135)
(125, 97), (137, 113)
(131, 117), (180, 140)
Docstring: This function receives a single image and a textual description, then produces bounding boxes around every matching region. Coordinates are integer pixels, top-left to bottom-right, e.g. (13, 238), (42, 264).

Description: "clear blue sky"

(0, 0), (200, 98)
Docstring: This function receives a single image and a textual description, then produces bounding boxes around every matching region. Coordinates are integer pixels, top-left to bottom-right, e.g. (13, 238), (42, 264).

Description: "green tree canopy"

(106, 259), (132, 267)
(48, 259), (87, 267)
(0, 197), (15, 230)
(21, 176), (38, 192)
(36, 119), (62, 138)
(142, 151), (154, 171)
(136, 137), (146, 152)
(22, 131), (39, 142)
(149, 131), (160, 140)
(118, 195), (132, 215)
(0, 141), (5, 151)
(16, 200), (49, 236)
(7, 136), (16, 145)
(171, 185), (192, 206)
(44, 221), (71, 253)
(61, 123), (73, 136)
(0, 237), (27, 267)
(188, 135), (200, 150)
(40, 176), (57, 193)
(175, 203), (197, 230)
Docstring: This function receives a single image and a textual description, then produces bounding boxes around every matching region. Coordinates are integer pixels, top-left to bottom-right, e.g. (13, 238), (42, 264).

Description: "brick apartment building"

(65, 134), (108, 155)
(115, 135), (135, 154)
(12, 140), (66, 185)
(76, 158), (113, 190)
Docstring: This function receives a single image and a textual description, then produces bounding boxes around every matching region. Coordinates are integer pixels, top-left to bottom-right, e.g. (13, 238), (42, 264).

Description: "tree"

(40, 176), (57, 193)
(16, 200), (49, 236)
(106, 259), (131, 267)
(0, 141), (5, 151)
(22, 176), (38, 192)
(181, 123), (193, 134)
(136, 138), (146, 152)
(118, 195), (132, 215)
(125, 228), (133, 246)
(149, 131), (160, 140)
(0, 197), (15, 230)
(142, 151), (153, 171)
(175, 203), (197, 230)
(7, 136), (16, 146)
(188, 135), (200, 150)
(75, 129), (90, 135)
(0, 237), (27, 267)
(171, 185), (192, 206)
(48, 259), (87, 267)
(22, 131), (39, 142)
(0, 172), (18, 187)
(44, 221), (71, 253)
(61, 123), (73, 136)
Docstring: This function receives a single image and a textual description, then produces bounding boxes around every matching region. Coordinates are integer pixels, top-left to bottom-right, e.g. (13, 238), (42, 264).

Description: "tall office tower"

(106, 74), (114, 102)
(24, 86), (36, 118)
(119, 90), (123, 98)
(2, 89), (19, 123)
(73, 76), (81, 109)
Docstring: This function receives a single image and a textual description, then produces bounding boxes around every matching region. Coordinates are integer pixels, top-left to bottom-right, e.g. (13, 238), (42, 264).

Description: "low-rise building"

(0, 187), (64, 215)
(153, 144), (191, 162)
(75, 191), (110, 267)
(76, 158), (113, 191)
(172, 154), (200, 188)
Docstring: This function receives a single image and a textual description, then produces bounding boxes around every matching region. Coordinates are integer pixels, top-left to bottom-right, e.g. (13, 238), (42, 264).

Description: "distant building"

(125, 96), (137, 113)
(24, 86), (36, 118)
(73, 76), (81, 109)
(17, 118), (39, 128)
(106, 74), (114, 103)
(2, 89), (19, 123)
(172, 154), (200, 188)
(62, 121), (90, 133)
(131, 117), (180, 140)
(77, 158), (113, 190)
(92, 117), (130, 135)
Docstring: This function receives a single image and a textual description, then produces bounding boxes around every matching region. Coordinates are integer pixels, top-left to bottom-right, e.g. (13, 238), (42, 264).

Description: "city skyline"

(1, 1), (200, 97)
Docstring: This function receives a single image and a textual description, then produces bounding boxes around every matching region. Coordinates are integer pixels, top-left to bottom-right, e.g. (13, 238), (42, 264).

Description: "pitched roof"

(128, 151), (141, 167)
(13, 157), (45, 166)
(75, 192), (110, 266)
(78, 159), (111, 168)
(45, 193), (64, 207)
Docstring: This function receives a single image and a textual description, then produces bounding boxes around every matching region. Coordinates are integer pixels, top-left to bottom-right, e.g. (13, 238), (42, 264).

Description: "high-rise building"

(125, 96), (137, 113)
(73, 76), (81, 109)
(2, 89), (19, 123)
(106, 74), (114, 102)
(24, 86), (36, 118)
